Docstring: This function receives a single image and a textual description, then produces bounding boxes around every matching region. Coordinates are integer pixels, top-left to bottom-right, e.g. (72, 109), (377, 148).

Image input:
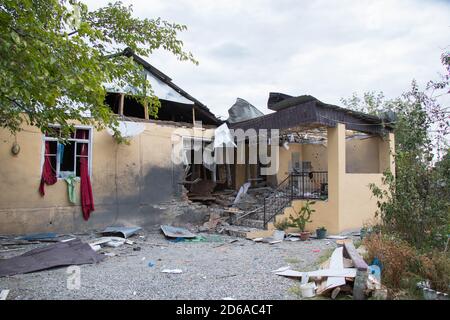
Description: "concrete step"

(233, 218), (265, 229)
(222, 225), (269, 239)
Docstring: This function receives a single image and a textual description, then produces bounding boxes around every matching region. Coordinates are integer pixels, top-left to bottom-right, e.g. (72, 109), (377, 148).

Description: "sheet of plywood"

(318, 247), (346, 294)
(275, 268), (356, 279)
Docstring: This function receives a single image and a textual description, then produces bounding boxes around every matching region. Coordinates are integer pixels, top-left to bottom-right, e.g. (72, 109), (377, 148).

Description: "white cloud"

(85, 0), (450, 119)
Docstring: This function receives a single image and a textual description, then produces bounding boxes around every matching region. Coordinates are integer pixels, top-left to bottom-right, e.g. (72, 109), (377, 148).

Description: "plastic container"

(299, 282), (316, 298)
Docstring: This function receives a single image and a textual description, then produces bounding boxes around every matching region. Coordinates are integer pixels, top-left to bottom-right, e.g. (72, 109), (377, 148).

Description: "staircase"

(223, 172), (328, 238)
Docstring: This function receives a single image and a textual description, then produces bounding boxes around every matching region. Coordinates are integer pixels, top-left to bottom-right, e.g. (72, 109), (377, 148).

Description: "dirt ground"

(0, 231), (337, 300)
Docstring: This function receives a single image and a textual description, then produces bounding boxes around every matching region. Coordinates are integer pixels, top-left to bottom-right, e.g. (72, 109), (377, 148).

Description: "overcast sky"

(86, 0), (450, 119)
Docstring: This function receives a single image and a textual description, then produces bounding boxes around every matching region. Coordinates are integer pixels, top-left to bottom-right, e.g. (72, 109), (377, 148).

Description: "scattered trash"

(326, 235), (348, 240)
(103, 252), (116, 257)
(222, 297), (236, 300)
(0, 289), (10, 300)
(272, 230), (285, 241)
(368, 265), (381, 280)
(160, 225), (196, 239)
(88, 236), (133, 249)
(100, 226), (142, 238)
(371, 257), (383, 272)
(262, 238), (282, 245)
(133, 247), (141, 251)
(312, 249), (321, 253)
(184, 236), (207, 243)
(417, 281), (449, 300)
(0, 239), (105, 277)
(233, 182), (251, 204)
(89, 244), (102, 252)
(161, 269), (183, 274)
(148, 261), (155, 267)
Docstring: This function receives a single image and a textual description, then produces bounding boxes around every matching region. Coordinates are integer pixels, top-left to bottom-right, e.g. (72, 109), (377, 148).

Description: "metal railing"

(290, 171), (328, 200)
(263, 171), (328, 228)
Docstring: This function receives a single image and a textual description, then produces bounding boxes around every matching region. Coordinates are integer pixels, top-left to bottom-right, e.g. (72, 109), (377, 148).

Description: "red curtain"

(39, 141), (57, 196)
(79, 131), (94, 220)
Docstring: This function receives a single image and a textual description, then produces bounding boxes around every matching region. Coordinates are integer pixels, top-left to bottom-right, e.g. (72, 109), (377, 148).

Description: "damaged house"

(0, 50), (395, 237)
(0, 49), (222, 234)
(226, 93), (395, 236)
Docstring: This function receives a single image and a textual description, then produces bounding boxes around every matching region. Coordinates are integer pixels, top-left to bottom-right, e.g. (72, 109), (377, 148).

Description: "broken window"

(43, 127), (92, 178)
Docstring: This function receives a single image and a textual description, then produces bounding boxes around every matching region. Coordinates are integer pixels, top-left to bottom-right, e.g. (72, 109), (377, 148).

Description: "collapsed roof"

(105, 48), (220, 125)
(227, 98), (264, 124)
(230, 93), (394, 136)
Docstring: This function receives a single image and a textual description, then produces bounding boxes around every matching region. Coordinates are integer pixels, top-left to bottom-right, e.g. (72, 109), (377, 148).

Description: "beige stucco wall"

(0, 121), (215, 235)
(268, 125), (395, 234)
(346, 136), (380, 173)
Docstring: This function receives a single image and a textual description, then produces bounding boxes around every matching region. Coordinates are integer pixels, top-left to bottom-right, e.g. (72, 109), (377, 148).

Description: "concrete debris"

(0, 289), (10, 300)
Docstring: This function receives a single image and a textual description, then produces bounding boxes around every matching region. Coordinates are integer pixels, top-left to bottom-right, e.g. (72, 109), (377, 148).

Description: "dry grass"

(363, 233), (450, 296)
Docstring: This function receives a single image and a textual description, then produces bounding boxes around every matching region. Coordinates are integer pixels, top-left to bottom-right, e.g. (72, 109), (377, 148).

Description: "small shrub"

(363, 233), (416, 288)
(363, 233), (450, 295)
(289, 200), (315, 232)
(417, 251), (450, 294)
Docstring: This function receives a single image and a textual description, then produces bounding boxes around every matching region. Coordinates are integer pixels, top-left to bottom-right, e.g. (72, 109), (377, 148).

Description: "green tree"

(0, 0), (197, 138)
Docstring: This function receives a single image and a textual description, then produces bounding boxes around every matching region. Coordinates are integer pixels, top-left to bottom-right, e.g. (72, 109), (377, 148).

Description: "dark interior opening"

(123, 96), (146, 119)
(105, 92), (217, 125)
(60, 141), (75, 173)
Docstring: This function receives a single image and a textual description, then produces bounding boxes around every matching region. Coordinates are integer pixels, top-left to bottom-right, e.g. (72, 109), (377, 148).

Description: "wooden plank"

(143, 100), (149, 120)
(275, 268), (357, 279)
(344, 241), (368, 271)
(118, 93), (125, 115)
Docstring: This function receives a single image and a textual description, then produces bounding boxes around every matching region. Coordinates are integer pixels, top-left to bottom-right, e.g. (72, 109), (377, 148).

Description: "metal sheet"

(100, 227), (142, 238)
(160, 225), (196, 238)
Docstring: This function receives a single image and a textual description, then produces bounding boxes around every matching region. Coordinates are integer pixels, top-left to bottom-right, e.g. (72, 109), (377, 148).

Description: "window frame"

(40, 125), (93, 179)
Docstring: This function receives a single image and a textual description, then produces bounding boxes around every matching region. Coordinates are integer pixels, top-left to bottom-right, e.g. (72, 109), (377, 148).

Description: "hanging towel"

(39, 141), (57, 196)
(57, 142), (64, 164)
(65, 175), (79, 204)
(78, 131), (94, 220)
